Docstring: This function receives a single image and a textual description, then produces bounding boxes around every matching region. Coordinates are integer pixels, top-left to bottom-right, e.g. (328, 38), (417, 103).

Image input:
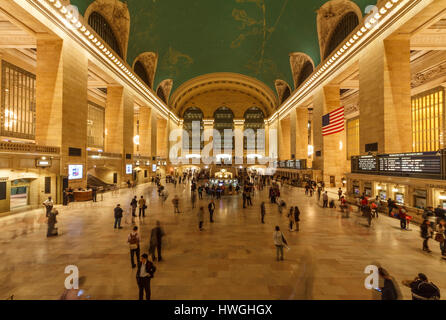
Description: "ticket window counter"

(395, 193), (405, 205)
(364, 182), (372, 198)
(413, 189), (427, 210)
(353, 185), (360, 198)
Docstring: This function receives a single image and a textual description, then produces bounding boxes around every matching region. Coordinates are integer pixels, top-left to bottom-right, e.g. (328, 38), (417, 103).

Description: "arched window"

(213, 107), (234, 155)
(134, 61), (151, 88)
(157, 87), (167, 103)
(183, 107), (203, 151)
(297, 61), (314, 88)
(244, 107), (265, 152)
(282, 87), (291, 103)
(324, 12), (359, 59)
(88, 12), (122, 58)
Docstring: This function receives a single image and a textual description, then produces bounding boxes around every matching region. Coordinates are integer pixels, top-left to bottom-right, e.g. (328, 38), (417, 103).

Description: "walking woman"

(288, 207), (294, 231)
(273, 226), (287, 261)
(294, 206), (300, 231)
(421, 219), (433, 253)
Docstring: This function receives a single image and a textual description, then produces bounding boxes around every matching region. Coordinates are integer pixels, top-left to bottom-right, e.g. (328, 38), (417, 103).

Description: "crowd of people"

(39, 168), (444, 300)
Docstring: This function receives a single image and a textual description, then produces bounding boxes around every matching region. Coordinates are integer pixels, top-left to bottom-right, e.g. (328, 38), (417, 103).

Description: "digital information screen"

(378, 153), (441, 175)
(357, 156), (377, 171)
(352, 152), (441, 177)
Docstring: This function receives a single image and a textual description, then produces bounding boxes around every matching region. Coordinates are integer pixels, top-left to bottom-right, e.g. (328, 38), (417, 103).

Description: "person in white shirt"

(43, 197), (53, 217)
(273, 226), (287, 261)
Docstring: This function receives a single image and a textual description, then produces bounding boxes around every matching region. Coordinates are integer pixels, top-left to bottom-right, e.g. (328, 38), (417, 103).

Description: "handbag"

(435, 233), (445, 243)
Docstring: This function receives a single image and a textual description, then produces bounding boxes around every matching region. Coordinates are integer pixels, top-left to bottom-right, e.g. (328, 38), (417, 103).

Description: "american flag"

(322, 106), (345, 136)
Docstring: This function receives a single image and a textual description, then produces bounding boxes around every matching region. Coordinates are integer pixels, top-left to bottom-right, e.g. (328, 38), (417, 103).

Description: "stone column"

(313, 85), (347, 186)
(36, 37), (88, 190)
(203, 119), (215, 162)
(156, 116), (168, 159)
(150, 108), (158, 159)
(105, 85), (134, 184)
(279, 116), (291, 160)
(233, 119), (244, 164)
(359, 37), (412, 154)
(295, 107), (309, 160)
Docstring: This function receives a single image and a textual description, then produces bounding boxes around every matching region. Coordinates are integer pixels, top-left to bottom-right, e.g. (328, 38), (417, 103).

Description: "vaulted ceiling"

(72, 0), (372, 93)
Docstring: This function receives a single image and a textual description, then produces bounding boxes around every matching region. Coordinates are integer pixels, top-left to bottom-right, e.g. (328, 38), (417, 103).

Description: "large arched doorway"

(214, 107), (234, 163)
(183, 107), (204, 153)
(244, 107), (265, 155)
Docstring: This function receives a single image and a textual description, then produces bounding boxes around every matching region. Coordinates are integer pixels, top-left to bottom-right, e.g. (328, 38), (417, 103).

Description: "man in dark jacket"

(261, 202), (266, 224)
(136, 254), (156, 300)
(208, 200), (216, 223)
(149, 221), (165, 262)
(402, 273), (440, 300)
(294, 206), (300, 231)
(114, 204), (123, 229)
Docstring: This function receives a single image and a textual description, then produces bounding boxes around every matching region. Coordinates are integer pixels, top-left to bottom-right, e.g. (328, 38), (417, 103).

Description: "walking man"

(208, 200), (216, 223)
(131, 196), (138, 219)
(294, 206), (300, 231)
(136, 254), (156, 300)
(172, 195), (180, 214)
(128, 226), (140, 268)
(114, 204), (123, 229)
(149, 221), (165, 262)
(138, 196), (146, 218)
(323, 192), (329, 208)
(261, 202), (266, 224)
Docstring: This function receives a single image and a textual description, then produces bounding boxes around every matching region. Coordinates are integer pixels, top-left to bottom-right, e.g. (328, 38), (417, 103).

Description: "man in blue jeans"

(114, 204), (123, 229)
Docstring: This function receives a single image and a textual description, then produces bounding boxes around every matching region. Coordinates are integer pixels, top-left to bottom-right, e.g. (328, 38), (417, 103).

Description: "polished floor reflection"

(0, 182), (445, 300)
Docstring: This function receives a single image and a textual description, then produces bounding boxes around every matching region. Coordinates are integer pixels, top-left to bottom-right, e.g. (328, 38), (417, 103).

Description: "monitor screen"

(68, 165), (83, 180)
(126, 164), (132, 175)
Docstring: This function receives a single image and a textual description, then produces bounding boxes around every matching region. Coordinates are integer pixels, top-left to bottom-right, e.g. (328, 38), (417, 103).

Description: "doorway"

(10, 180), (29, 209)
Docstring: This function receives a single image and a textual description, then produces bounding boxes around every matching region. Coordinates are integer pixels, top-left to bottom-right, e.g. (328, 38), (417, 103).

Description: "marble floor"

(0, 182), (445, 300)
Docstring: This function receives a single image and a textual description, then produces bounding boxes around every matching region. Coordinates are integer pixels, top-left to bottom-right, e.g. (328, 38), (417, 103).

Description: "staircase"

(87, 174), (115, 191)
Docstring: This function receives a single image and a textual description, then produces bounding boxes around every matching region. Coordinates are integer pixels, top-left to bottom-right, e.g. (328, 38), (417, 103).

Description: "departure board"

(379, 152), (441, 175)
(357, 156), (377, 172)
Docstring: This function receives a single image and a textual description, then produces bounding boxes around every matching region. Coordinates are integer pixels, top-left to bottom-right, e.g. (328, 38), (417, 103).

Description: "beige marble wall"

(279, 116), (291, 160)
(36, 37), (88, 189)
(359, 38), (412, 154)
(156, 117), (168, 159)
(138, 107), (152, 156)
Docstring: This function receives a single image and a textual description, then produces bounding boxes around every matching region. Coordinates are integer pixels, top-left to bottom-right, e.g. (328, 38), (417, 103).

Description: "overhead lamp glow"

(133, 135), (140, 145)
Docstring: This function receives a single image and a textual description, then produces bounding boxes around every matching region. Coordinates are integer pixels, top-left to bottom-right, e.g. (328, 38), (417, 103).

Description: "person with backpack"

(128, 226), (140, 268)
(136, 254), (156, 300)
(402, 273), (440, 300)
(47, 209), (59, 237)
(378, 268), (399, 300)
(273, 226), (287, 261)
(43, 196), (54, 218)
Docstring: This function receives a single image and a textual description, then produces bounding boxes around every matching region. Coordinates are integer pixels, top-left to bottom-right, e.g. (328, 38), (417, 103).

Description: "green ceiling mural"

(71, 0), (373, 93)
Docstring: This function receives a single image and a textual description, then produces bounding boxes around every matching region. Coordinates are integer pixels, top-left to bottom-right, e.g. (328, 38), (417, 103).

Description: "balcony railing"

(0, 142), (59, 155)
